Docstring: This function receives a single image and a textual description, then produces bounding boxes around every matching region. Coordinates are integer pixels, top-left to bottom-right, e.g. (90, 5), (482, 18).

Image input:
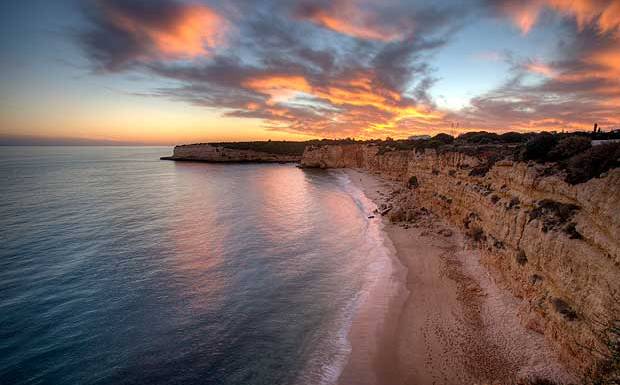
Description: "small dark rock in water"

(368, 215), (375, 219)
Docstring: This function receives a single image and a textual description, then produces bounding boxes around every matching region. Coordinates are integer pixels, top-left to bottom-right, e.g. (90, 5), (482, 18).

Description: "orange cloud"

(243, 75), (312, 104)
(503, 0), (620, 35)
(296, 1), (405, 41)
(549, 41), (619, 90)
(501, 2), (542, 34)
(599, 1), (620, 33)
(526, 61), (557, 77)
(241, 72), (441, 135)
(591, 50), (620, 77)
(108, 3), (226, 59)
(303, 10), (401, 41)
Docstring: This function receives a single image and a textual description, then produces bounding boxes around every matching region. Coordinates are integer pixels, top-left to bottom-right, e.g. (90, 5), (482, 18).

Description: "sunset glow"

(504, 0), (620, 34)
(108, 4), (224, 59)
(1, 0), (619, 144)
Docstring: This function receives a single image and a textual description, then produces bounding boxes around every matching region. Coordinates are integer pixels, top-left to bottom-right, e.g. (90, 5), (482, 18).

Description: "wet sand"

(338, 169), (574, 385)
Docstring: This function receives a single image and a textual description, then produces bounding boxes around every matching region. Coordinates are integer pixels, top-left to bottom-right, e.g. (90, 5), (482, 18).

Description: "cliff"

(162, 143), (302, 163)
(301, 143), (620, 380)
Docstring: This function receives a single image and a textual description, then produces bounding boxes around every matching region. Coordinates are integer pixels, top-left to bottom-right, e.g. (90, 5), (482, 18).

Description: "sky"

(0, 0), (619, 145)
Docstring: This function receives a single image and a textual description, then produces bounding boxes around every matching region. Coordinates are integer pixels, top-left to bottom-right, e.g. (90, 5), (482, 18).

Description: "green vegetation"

(565, 143), (620, 184)
(376, 138), (443, 154)
(499, 131), (531, 143)
(191, 130), (619, 184)
(529, 199), (580, 236)
(457, 131), (501, 144)
(454, 130), (620, 184)
(203, 138), (361, 156)
(522, 133), (558, 161)
(432, 133), (455, 144)
(213, 141), (308, 155)
(548, 136), (591, 161)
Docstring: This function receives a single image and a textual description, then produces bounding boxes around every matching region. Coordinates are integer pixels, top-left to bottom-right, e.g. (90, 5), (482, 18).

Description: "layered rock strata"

(301, 143), (620, 379)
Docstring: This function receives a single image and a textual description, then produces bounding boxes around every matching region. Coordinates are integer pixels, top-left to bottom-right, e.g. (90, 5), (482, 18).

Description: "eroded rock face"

(168, 144), (301, 162)
(301, 143), (620, 377)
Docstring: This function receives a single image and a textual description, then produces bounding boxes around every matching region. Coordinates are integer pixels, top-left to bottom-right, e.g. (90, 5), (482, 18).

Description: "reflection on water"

(0, 147), (388, 385)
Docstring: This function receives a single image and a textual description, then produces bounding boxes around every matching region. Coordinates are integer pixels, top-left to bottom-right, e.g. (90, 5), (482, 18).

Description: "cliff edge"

(162, 143), (302, 163)
(301, 142), (620, 381)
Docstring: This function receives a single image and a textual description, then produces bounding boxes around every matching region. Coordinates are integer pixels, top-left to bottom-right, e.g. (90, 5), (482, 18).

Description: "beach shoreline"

(333, 170), (408, 385)
(338, 168), (575, 385)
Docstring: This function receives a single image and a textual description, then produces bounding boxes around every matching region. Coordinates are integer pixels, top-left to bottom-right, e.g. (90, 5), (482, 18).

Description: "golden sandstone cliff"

(300, 143), (620, 381)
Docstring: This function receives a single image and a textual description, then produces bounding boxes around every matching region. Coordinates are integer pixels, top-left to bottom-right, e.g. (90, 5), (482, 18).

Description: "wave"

(295, 170), (402, 385)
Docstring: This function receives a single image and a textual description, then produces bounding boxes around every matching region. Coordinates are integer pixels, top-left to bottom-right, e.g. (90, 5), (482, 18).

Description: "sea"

(0, 147), (397, 385)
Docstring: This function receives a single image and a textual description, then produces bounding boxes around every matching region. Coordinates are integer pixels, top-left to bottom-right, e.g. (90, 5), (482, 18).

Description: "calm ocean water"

(0, 147), (390, 385)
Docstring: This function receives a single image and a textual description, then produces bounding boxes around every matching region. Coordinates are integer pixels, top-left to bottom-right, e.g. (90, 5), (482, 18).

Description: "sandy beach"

(339, 169), (575, 385)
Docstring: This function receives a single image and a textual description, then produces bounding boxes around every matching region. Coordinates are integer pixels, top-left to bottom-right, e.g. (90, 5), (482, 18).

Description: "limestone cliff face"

(165, 144), (301, 162)
(301, 143), (620, 377)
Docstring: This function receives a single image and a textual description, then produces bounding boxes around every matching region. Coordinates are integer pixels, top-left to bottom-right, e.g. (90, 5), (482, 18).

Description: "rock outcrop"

(162, 144), (301, 163)
(301, 143), (620, 379)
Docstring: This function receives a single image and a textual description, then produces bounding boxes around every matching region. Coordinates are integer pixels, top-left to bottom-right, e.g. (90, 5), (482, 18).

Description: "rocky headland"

(301, 140), (620, 384)
(164, 133), (620, 383)
(161, 143), (302, 163)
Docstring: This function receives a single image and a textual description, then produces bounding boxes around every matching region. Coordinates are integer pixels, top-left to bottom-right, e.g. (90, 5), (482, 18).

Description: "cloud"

(77, 0), (460, 137)
(81, 0), (227, 71)
(294, 0), (407, 41)
(77, 0), (619, 138)
(494, 1), (542, 34)
(151, 57), (442, 137)
(454, 24), (620, 131)
(491, 0), (620, 34)
(525, 60), (557, 77)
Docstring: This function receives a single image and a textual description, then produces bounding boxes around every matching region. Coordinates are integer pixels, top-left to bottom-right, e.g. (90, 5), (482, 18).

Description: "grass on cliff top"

(211, 141), (308, 155)
(374, 130), (620, 184)
(184, 138), (361, 156)
(183, 131), (620, 184)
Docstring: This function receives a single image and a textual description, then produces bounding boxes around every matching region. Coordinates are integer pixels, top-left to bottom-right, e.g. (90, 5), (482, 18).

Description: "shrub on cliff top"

(216, 141), (308, 155)
(548, 136), (591, 161)
(522, 133), (558, 161)
(458, 131), (500, 144)
(432, 133), (455, 144)
(564, 142), (620, 184)
(499, 131), (530, 143)
(377, 138), (448, 155)
(422, 139), (444, 150)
